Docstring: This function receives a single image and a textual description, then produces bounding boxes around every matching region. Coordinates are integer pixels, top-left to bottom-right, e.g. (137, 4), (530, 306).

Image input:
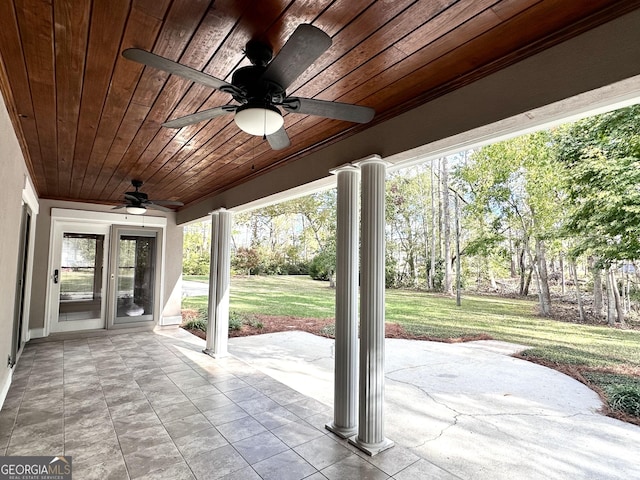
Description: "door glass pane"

(115, 234), (156, 323)
(59, 233), (104, 321)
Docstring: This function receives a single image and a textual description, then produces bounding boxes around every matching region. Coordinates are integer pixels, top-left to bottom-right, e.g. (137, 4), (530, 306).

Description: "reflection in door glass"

(116, 234), (156, 323)
(59, 233), (104, 321)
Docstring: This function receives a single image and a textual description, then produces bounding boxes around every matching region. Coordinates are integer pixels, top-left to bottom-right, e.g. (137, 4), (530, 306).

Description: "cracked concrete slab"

(229, 331), (640, 479)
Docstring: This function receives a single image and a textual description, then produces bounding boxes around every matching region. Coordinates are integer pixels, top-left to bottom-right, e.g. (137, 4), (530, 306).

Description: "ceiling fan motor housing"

(231, 65), (285, 105)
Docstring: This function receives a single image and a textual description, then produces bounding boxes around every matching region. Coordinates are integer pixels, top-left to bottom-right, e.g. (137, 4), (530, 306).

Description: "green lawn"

(61, 270), (134, 294)
(60, 270), (95, 294)
(183, 275), (640, 370)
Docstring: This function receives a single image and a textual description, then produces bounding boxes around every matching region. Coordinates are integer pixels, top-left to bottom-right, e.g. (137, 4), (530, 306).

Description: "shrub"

(250, 320), (264, 330)
(229, 311), (243, 331)
(231, 247), (261, 275)
(608, 385), (640, 417)
(183, 317), (207, 332)
(319, 324), (335, 337)
(283, 262), (309, 275)
(309, 250), (335, 281)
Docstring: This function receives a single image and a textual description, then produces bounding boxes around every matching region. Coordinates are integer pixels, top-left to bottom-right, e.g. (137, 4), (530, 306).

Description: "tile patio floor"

(0, 328), (425, 480)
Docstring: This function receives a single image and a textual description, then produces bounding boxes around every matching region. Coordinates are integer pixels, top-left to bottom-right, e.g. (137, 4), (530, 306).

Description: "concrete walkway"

(229, 331), (640, 480)
(182, 280), (209, 297)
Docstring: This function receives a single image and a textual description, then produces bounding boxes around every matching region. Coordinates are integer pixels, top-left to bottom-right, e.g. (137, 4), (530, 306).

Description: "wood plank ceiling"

(0, 0), (637, 209)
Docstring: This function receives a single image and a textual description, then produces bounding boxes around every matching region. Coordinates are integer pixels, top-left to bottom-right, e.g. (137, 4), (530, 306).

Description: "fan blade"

(162, 105), (237, 129)
(124, 193), (142, 203)
(148, 200), (184, 206)
(282, 97), (375, 123)
(261, 24), (331, 90)
(112, 205), (126, 210)
(145, 204), (173, 213)
(123, 48), (242, 96)
(267, 127), (290, 150)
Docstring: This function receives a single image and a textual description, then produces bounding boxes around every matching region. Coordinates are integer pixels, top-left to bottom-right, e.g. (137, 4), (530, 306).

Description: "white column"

(204, 209), (232, 358)
(349, 156), (394, 456)
(204, 212), (220, 353)
(326, 165), (359, 438)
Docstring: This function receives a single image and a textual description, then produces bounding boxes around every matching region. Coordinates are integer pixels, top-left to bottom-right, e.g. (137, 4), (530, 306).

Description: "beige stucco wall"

(162, 219), (184, 323)
(0, 92), (33, 400)
(29, 200), (183, 331)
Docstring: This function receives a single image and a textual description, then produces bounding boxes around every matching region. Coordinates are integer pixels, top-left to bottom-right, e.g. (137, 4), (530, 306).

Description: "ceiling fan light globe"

(234, 105), (283, 136)
(126, 205), (147, 215)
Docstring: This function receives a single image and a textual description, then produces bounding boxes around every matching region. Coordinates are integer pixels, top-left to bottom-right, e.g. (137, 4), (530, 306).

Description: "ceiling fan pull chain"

(263, 108), (267, 140)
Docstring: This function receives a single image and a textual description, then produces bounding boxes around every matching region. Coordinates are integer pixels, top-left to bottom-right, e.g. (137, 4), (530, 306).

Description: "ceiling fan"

(122, 24), (375, 150)
(113, 180), (184, 215)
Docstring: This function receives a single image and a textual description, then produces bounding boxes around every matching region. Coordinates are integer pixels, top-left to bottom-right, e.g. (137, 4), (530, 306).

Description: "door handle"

(54, 269), (59, 284)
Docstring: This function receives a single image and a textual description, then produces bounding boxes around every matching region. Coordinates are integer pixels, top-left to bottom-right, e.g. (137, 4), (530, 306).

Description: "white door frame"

(107, 225), (163, 330)
(48, 222), (111, 333)
(18, 176), (38, 346)
(45, 209), (167, 337)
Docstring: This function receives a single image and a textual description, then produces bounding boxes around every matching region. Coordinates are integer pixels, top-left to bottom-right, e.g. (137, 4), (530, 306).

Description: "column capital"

(353, 154), (389, 168)
(208, 207), (228, 215)
(330, 163), (360, 175)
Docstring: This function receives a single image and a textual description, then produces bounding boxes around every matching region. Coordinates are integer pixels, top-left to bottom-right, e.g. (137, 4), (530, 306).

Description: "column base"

(202, 349), (228, 359)
(325, 422), (358, 439)
(348, 436), (394, 456)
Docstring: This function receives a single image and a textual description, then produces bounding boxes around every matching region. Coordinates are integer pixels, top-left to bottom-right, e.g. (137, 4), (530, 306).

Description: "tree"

(386, 170), (430, 288)
(555, 105), (640, 325)
(429, 158), (437, 289)
(456, 131), (564, 314)
(441, 157), (453, 294)
(183, 221), (211, 275)
(454, 193), (462, 306)
(231, 247), (261, 275)
(231, 190), (337, 275)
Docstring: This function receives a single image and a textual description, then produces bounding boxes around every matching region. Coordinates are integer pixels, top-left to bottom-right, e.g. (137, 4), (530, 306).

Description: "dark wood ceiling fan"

(122, 24), (375, 150)
(112, 180), (184, 214)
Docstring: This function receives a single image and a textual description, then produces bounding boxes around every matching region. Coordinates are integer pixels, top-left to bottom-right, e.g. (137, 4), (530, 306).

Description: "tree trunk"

(535, 238), (552, 316)
(437, 159), (443, 260)
(592, 260), (603, 319)
(609, 268), (626, 326)
(509, 230), (517, 277)
(626, 271), (632, 314)
(559, 255), (566, 296)
(620, 266), (627, 315)
(429, 159), (437, 290)
(455, 194), (461, 306)
(523, 264), (533, 296)
(251, 215), (259, 247)
(519, 239), (530, 296)
(441, 157), (452, 294)
(605, 267), (616, 326)
(623, 271), (630, 314)
(405, 218), (416, 287)
(571, 260), (584, 322)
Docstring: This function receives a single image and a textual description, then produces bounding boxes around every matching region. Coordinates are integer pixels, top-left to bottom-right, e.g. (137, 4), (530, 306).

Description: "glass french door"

(49, 223), (162, 333)
(109, 227), (160, 327)
(50, 225), (110, 332)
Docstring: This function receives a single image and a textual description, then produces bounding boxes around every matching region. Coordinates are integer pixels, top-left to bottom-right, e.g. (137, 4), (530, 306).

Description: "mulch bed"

(183, 313), (492, 343)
